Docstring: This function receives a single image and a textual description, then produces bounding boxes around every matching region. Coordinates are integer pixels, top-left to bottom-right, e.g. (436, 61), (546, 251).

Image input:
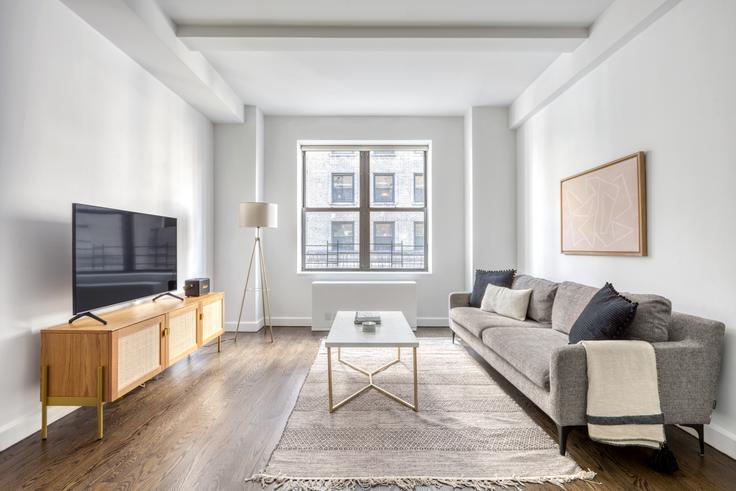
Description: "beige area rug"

(250, 339), (594, 490)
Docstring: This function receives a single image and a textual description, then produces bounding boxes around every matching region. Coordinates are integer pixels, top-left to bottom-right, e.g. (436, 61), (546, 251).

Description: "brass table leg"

(327, 346), (418, 412)
(327, 347), (334, 411)
(412, 346), (418, 411)
(217, 335), (222, 353)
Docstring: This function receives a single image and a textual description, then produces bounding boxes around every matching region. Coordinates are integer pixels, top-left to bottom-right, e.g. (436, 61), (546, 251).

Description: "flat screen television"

(73, 203), (177, 315)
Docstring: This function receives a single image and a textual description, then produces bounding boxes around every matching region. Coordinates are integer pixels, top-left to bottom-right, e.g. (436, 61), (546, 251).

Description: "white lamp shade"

(239, 202), (278, 228)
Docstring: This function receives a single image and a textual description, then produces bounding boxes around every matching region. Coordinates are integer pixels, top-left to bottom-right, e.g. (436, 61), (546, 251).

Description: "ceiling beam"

(177, 25), (588, 52)
(509, 0), (682, 128)
(60, 0), (244, 123)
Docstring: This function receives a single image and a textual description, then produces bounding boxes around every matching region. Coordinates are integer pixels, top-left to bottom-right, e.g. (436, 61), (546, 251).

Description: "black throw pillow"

(568, 283), (638, 344)
(469, 269), (515, 307)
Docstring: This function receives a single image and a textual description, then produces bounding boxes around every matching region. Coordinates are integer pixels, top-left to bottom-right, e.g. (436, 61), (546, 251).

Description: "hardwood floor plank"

(0, 327), (733, 490)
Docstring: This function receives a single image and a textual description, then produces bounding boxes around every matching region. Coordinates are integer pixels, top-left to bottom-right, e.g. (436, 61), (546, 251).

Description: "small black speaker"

(184, 278), (210, 297)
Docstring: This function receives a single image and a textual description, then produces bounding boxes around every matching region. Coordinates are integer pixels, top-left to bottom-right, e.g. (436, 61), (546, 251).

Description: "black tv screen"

(73, 204), (177, 314)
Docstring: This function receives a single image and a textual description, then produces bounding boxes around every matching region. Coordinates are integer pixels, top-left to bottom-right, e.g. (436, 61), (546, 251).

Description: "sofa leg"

(684, 424), (705, 456)
(451, 331), (455, 344)
(557, 425), (572, 455)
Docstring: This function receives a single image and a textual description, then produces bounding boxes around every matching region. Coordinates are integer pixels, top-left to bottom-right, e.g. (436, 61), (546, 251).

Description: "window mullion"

(359, 151), (370, 270)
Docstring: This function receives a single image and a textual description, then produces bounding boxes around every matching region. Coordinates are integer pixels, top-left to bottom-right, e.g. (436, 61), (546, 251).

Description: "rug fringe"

(247, 470), (597, 490)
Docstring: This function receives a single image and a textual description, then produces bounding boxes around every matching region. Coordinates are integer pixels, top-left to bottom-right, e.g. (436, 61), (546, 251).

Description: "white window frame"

(296, 140), (432, 275)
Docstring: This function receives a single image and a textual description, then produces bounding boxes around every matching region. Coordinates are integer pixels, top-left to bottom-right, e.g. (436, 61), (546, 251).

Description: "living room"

(1, 0), (734, 489)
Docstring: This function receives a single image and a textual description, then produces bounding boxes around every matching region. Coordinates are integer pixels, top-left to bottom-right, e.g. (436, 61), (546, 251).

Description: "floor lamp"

(235, 202), (278, 343)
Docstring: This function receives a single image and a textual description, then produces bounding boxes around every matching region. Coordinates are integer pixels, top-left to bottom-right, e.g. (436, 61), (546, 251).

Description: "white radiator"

(311, 281), (417, 331)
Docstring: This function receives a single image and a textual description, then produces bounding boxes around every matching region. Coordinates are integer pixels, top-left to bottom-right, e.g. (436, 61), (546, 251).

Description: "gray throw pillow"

(622, 292), (672, 343)
(512, 274), (559, 322)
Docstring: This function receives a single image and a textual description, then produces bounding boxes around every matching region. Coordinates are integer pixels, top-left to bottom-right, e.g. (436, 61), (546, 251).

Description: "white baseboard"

(224, 317), (312, 331)
(224, 319), (263, 332)
(270, 317), (311, 326)
(679, 422), (736, 460)
(417, 317), (449, 327)
(0, 405), (78, 452)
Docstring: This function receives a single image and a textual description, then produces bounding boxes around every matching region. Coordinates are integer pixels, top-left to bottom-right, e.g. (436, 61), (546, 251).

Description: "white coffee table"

(325, 311), (419, 413)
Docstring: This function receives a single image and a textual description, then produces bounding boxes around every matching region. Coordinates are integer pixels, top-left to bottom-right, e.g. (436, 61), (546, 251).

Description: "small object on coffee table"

(361, 321), (377, 332)
(355, 311), (381, 324)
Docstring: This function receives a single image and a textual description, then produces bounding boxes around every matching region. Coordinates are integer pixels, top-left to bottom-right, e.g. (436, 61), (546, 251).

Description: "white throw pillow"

(480, 284), (532, 321)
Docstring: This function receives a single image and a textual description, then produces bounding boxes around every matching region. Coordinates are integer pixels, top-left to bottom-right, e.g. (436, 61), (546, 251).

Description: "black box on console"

(184, 278), (210, 297)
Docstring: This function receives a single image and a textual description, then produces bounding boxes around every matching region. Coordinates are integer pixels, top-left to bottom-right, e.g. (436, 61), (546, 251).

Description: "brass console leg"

(40, 366), (48, 440)
(217, 335), (222, 353)
(96, 366), (104, 439)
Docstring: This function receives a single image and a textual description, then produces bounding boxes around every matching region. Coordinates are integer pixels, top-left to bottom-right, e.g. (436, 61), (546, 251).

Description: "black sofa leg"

(557, 425), (572, 455)
(684, 424), (705, 456)
(451, 331), (455, 344)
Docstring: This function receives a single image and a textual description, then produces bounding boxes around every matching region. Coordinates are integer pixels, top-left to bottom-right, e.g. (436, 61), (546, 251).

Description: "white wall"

(262, 116), (466, 326)
(214, 107), (266, 332)
(465, 107), (517, 289)
(516, 0), (736, 456)
(0, 0), (213, 451)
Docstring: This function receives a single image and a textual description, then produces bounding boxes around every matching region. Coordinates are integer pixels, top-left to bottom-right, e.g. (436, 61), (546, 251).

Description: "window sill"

(297, 270), (432, 276)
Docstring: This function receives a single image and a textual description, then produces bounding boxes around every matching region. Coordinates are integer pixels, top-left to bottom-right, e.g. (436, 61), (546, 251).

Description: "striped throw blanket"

(581, 340), (665, 448)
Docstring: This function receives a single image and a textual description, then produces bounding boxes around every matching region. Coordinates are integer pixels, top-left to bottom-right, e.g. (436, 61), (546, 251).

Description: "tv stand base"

(68, 311), (107, 325)
(152, 292), (184, 302)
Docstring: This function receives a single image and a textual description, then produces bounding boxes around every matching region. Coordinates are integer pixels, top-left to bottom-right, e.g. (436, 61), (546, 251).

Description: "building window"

(373, 221), (395, 252)
(331, 173), (354, 203)
(301, 145), (428, 271)
(414, 221), (425, 252)
(330, 221), (355, 252)
(413, 173), (424, 204)
(373, 173), (395, 203)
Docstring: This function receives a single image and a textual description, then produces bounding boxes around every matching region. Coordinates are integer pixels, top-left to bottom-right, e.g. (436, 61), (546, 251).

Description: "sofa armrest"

(448, 291), (470, 310)
(549, 344), (587, 425)
(549, 339), (722, 426)
(652, 340), (718, 423)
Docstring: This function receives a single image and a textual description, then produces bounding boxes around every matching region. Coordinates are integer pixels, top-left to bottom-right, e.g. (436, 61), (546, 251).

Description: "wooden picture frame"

(560, 152), (647, 256)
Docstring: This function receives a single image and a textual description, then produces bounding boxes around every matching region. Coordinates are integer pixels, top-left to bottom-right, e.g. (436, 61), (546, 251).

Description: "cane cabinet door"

(111, 316), (164, 400)
(199, 295), (224, 344)
(165, 304), (199, 366)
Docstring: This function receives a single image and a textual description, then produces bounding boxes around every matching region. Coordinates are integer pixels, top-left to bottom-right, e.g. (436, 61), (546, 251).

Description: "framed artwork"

(561, 152), (647, 256)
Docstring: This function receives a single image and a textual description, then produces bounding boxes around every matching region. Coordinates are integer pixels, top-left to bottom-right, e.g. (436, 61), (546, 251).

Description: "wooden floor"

(1, 327), (734, 490)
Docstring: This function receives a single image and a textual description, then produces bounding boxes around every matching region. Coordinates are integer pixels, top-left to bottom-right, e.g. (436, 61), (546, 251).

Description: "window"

(413, 173), (424, 204)
(331, 221), (354, 251)
(301, 145), (428, 271)
(414, 221), (425, 252)
(373, 221), (394, 252)
(331, 173), (354, 203)
(373, 173), (395, 203)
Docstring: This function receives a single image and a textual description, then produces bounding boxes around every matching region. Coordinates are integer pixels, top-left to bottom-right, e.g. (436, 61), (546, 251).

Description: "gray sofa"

(448, 274), (725, 455)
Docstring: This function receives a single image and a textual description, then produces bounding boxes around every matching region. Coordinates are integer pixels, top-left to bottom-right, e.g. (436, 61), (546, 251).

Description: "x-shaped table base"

(326, 346), (418, 412)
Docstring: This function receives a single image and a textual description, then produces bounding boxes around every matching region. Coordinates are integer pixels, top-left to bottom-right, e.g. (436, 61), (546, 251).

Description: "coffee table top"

(325, 311), (418, 348)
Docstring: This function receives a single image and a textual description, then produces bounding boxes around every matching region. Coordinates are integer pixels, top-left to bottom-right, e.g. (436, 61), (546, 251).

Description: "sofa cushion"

(622, 292), (672, 343)
(450, 307), (550, 337)
(512, 274), (559, 322)
(480, 284), (532, 321)
(469, 269), (515, 307)
(568, 283), (638, 344)
(551, 281), (598, 334)
(482, 327), (569, 389)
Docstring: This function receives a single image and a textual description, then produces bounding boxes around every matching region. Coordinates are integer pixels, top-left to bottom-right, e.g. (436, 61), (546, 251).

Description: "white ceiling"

(201, 50), (561, 116)
(154, 0), (615, 116)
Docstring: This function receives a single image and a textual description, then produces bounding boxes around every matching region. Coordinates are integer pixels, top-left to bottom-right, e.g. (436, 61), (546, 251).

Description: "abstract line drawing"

(561, 152), (647, 256)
